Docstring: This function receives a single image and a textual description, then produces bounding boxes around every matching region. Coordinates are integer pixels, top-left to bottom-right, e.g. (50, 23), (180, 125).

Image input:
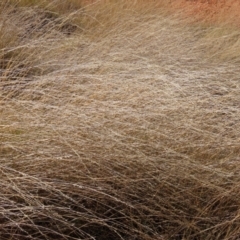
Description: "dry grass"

(0, 0), (240, 239)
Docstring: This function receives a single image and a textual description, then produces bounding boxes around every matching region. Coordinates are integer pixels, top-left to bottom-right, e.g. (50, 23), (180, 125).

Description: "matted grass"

(0, 1), (240, 239)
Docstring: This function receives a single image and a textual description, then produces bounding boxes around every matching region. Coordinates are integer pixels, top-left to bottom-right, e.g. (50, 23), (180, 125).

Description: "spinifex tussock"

(0, 0), (240, 239)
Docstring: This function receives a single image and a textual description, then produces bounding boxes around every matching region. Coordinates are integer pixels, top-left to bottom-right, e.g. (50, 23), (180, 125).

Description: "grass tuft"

(0, 0), (240, 239)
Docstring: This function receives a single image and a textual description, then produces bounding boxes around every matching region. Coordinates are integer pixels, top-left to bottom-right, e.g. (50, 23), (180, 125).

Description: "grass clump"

(0, 0), (240, 239)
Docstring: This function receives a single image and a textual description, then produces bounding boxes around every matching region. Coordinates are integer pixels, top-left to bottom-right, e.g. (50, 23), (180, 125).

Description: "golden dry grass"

(0, 1), (240, 239)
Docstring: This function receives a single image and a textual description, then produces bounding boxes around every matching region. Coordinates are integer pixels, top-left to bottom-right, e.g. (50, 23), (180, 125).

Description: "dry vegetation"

(0, 0), (240, 239)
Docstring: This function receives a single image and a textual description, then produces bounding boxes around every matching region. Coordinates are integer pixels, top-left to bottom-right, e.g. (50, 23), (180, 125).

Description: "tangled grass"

(0, 0), (240, 239)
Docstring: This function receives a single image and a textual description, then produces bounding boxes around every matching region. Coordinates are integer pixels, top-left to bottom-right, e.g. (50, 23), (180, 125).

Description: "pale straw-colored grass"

(0, 1), (240, 239)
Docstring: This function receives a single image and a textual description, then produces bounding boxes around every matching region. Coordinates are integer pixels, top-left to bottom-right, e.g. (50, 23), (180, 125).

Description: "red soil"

(170, 0), (240, 26)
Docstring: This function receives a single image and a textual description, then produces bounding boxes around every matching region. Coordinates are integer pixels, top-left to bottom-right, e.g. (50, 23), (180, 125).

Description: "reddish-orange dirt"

(170, 0), (240, 26)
